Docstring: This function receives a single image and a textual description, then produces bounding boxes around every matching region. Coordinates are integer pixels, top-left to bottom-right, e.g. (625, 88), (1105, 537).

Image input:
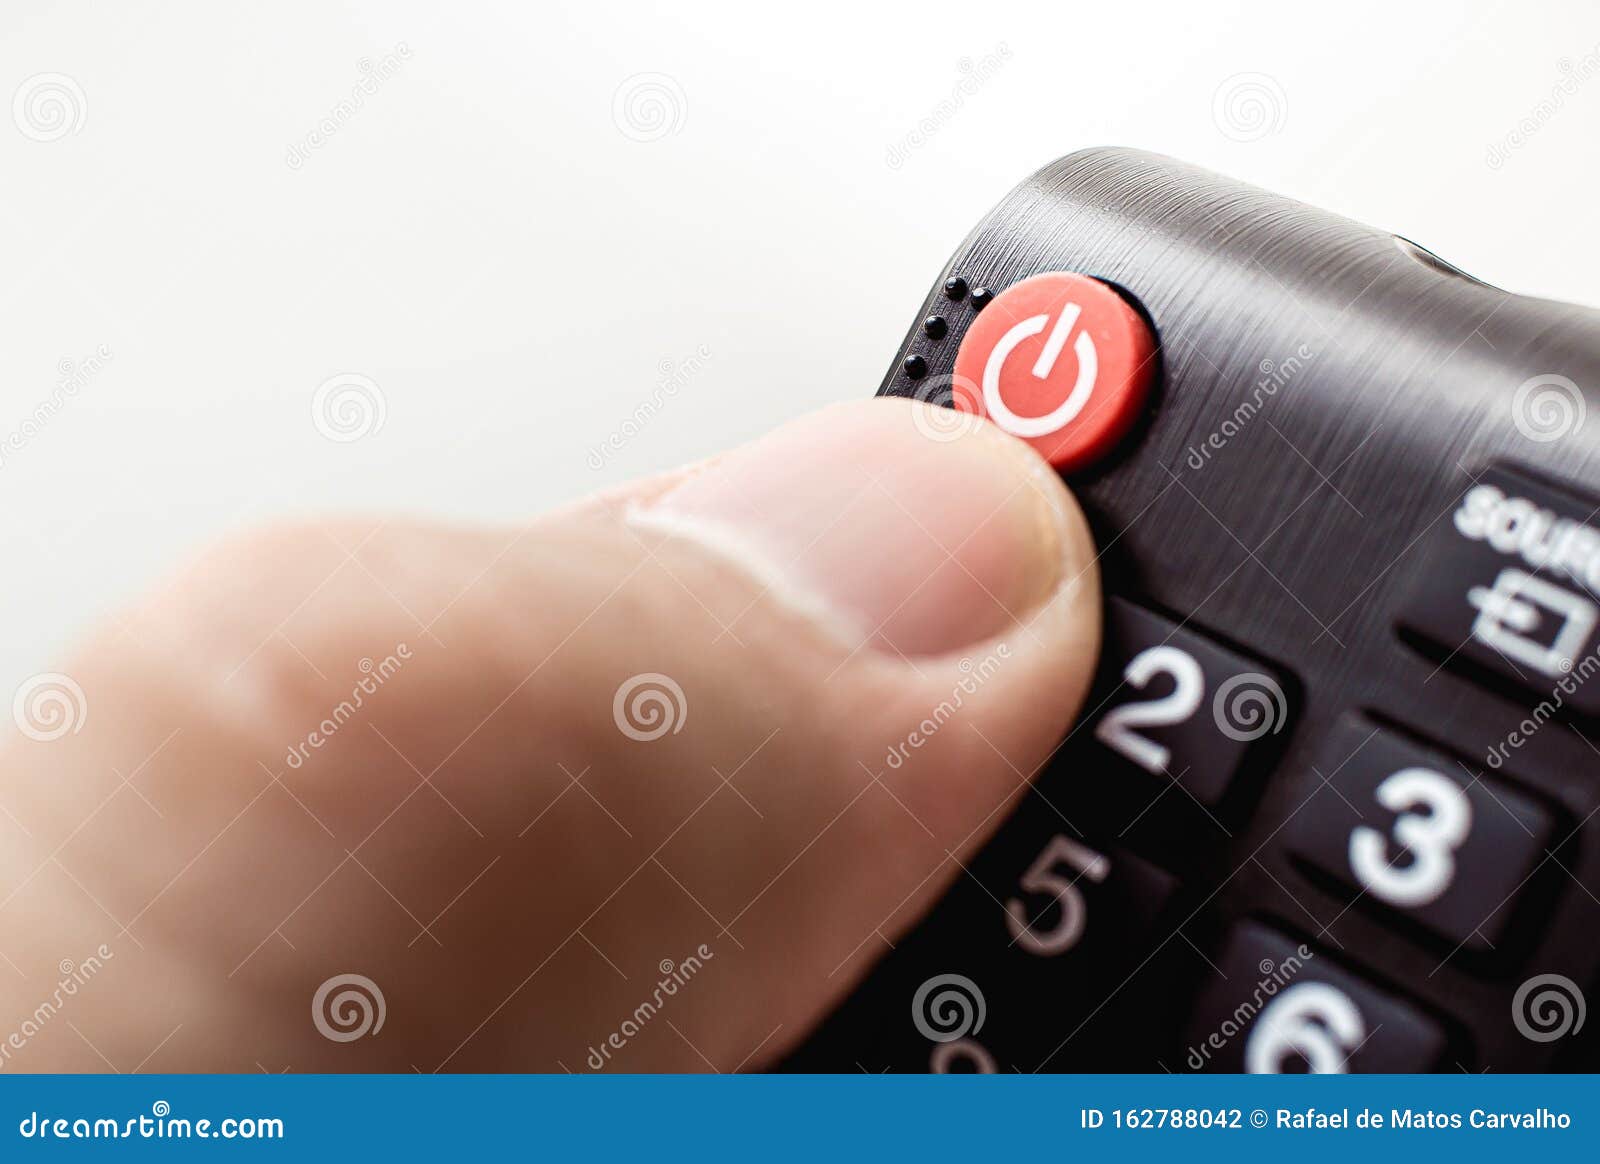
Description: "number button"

(779, 828), (1178, 1072)
(1287, 720), (1557, 951)
(1348, 768), (1472, 908)
(1091, 599), (1292, 805)
(988, 833), (1181, 1068)
(1000, 834), (1175, 962)
(1185, 924), (1447, 1072)
(1245, 982), (1367, 1074)
(1003, 835), (1109, 955)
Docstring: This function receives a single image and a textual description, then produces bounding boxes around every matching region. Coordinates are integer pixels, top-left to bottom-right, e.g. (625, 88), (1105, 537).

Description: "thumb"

(2, 398), (1100, 1072)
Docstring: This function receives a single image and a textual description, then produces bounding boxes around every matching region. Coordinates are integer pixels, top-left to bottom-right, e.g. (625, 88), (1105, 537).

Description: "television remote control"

(781, 148), (1600, 1073)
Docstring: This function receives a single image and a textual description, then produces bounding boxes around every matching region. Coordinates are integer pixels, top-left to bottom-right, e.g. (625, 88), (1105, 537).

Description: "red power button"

(951, 272), (1156, 473)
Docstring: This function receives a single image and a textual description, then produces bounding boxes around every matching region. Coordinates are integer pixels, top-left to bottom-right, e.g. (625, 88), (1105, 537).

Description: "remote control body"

(784, 148), (1600, 1073)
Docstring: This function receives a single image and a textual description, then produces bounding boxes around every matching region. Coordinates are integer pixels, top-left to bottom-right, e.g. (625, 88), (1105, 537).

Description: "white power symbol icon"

(982, 303), (1099, 438)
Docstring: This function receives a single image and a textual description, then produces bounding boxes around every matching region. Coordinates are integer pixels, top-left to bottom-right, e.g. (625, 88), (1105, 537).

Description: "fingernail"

(632, 399), (1084, 656)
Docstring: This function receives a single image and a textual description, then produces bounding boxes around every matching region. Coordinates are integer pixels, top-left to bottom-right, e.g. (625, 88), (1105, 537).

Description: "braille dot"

(902, 354), (928, 380)
(923, 315), (948, 340)
(943, 277), (968, 301)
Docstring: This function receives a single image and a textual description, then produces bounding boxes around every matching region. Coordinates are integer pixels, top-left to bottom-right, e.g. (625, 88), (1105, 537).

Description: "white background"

(3, 1), (1598, 690)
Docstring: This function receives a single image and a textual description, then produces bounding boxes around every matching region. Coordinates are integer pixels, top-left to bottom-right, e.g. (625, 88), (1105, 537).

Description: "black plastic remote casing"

(782, 148), (1600, 1073)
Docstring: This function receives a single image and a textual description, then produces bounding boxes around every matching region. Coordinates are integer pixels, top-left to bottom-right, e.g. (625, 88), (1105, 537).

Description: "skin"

(0, 398), (1100, 1072)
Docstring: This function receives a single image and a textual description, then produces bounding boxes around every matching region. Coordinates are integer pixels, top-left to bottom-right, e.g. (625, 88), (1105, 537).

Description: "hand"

(0, 398), (1099, 1072)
